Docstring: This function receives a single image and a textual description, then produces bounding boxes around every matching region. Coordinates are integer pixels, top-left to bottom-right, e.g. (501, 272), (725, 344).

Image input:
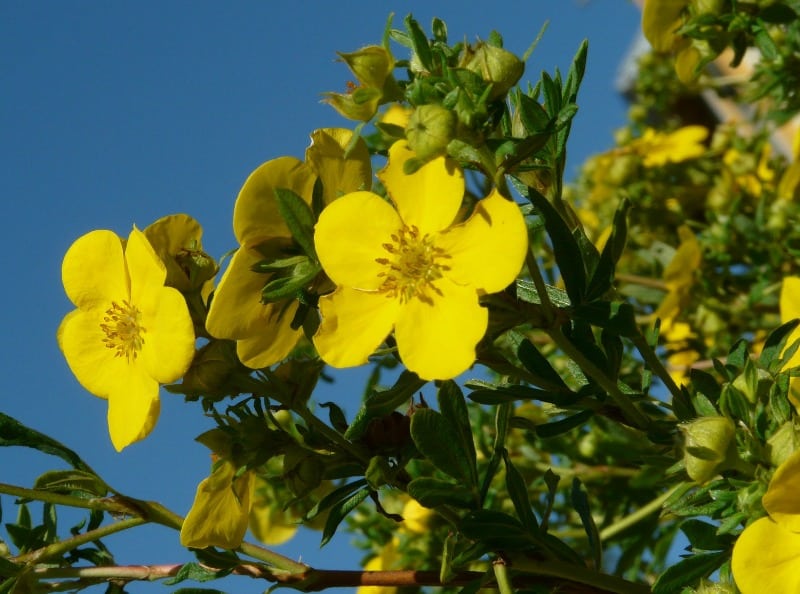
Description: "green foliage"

(4, 8), (800, 594)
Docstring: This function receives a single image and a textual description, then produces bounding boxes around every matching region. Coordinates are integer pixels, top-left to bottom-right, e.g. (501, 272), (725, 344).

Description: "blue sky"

(0, 1), (641, 590)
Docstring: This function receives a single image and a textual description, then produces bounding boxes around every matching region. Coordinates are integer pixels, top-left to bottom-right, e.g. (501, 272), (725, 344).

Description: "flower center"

(376, 225), (450, 303)
(100, 300), (146, 361)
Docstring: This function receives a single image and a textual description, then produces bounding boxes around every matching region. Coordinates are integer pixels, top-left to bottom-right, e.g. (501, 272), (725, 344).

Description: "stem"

(599, 485), (680, 542)
(14, 517), (146, 564)
(547, 326), (651, 430)
(631, 332), (687, 410)
(493, 559), (515, 594)
(237, 541), (310, 574)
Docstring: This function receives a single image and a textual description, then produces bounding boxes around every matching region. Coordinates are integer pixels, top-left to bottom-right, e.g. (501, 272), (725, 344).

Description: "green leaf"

(260, 259), (320, 302)
(407, 477), (477, 509)
(437, 382), (479, 488)
(571, 479), (601, 569)
(526, 187), (586, 305)
(274, 188), (316, 260)
(318, 402), (348, 433)
(304, 479), (368, 521)
(571, 301), (638, 337)
(652, 551), (727, 594)
(502, 449), (539, 533)
(515, 278), (571, 307)
(535, 410), (594, 438)
(517, 339), (568, 391)
(404, 15), (433, 72)
(164, 563), (232, 585)
(459, 510), (537, 551)
(0, 413), (97, 474)
(33, 469), (108, 497)
(586, 198), (630, 301)
(172, 589), (229, 594)
(320, 486), (370, 546)
(680, 519), (733, 552)
(759, 319), (800, 371)
(563, 39), (588, 104)
(517, 93), (551, 133)
(411, 408), (477, 487)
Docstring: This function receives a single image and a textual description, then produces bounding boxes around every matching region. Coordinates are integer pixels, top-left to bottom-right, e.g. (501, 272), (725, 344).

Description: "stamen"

(374, 225), (451, 303)
(100, 300), (146, 361)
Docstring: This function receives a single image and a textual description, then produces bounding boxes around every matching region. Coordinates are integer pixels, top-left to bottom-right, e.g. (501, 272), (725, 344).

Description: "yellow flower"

(632, 126), (708, 168)
(206, 129), (371, 369)
(180, 457), (255, 549)
(780, 276), (800, 408)
(732, 449), (800, 594)
(652, 226), (702, 323)
(380, 105), (412, 129)
(313, 141), (528, 381)
(57, 228), (195, 451)
(401, 498), (434, 534)
(642, 0), (704, 83)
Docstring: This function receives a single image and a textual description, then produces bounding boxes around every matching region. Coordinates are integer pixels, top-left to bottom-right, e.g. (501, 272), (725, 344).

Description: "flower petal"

(732, 516), (800, 594)
(106, 367), (161, 451)
(235, 300), (303, 369)
(62, 230), (128, 309)
(233, 157), (316, 245)
(305, 128), (372, 204)
(206, 248), (302, 368)
(127, 226), (168, 304)
(315, 191), (402, 290)
(180, 461), (255, 550)
(394, 280), (487, 380)
(314, 287), (399, 368)
(763, 448), (800, 531)
(57, 308), (130, 400)
(438, 189), (528, 293)
(378, 142), (464, 235)
(207, 248), (271, 339)
(143, 213), (204, 291)
(139, 286), (195, 383)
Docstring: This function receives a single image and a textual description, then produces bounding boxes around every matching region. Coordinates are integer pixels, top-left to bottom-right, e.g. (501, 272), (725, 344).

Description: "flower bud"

(681, 416), (737, 483)
(691, 0), (725, 15)
(283, 447), (324, 497)
(180, 340), (242, 398)
(338, 46), (393, 89)
(405, 104), (456, 160)
(463, 42), (524, 99)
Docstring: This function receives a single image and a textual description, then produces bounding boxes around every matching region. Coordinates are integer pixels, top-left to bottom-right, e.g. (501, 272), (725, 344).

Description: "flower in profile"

(180, 456), (255, 549)
(313, 141), (528, 381)
(57, 228), (195, 451)
(630, 126), (709, 168)
(732, 448), (800, 594)
(206, 128), (371, 369)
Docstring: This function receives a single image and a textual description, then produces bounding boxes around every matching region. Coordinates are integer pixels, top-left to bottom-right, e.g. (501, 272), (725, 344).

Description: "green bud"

(693, 579), (737, 594)
(690, 0), (725, 15)
(338, 46), (393, 88)
(283, 447), (325, 497)
(180, 340), (240, 398)
(405, 104), (456, 160)
(463, 42), (524, 100)
(681, 416), (737, 483)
